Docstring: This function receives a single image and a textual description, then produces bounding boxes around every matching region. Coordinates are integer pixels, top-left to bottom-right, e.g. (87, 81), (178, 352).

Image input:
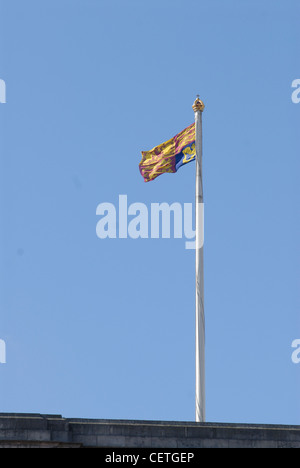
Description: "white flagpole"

(193, 96), (205, 422)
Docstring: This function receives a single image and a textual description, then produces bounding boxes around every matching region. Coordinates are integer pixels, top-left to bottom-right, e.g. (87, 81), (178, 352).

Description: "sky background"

(0, 0), (299, 425)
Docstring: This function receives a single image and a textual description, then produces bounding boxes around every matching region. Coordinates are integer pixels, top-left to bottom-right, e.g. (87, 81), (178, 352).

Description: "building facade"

(0, 413), (299, 448)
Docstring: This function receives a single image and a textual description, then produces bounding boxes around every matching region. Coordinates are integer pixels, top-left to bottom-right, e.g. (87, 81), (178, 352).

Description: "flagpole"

(193, 97), (205, 422)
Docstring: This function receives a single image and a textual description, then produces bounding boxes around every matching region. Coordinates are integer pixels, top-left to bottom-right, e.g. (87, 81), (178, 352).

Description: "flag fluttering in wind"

(139, 123), (195, 182)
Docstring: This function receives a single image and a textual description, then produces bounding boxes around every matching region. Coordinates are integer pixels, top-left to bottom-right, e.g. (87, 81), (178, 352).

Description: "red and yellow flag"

(139, 123), (196, 182)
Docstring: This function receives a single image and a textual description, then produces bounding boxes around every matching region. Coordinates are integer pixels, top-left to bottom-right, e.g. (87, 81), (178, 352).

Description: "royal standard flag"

(139, 123), (196, 182)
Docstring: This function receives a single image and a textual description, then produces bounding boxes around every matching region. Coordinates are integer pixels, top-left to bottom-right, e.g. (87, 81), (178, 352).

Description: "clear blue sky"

(0, 0), (299, 425)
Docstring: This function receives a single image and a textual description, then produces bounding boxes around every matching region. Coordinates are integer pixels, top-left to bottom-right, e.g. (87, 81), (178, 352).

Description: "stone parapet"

(0, 413), (299, 448)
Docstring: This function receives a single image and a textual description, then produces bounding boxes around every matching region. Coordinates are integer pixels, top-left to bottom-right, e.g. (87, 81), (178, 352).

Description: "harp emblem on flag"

(182, 143), (196, 164)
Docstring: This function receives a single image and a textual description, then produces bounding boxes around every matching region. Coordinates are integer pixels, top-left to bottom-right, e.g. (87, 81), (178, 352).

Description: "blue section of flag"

(175, 142), (196, 171)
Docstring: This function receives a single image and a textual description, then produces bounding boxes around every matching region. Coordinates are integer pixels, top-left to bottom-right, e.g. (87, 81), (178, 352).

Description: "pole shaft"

(195, 108), (205, 423)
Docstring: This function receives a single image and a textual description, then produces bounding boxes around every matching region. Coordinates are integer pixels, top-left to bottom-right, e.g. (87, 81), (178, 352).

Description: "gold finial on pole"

(192, 95), (205, 112)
